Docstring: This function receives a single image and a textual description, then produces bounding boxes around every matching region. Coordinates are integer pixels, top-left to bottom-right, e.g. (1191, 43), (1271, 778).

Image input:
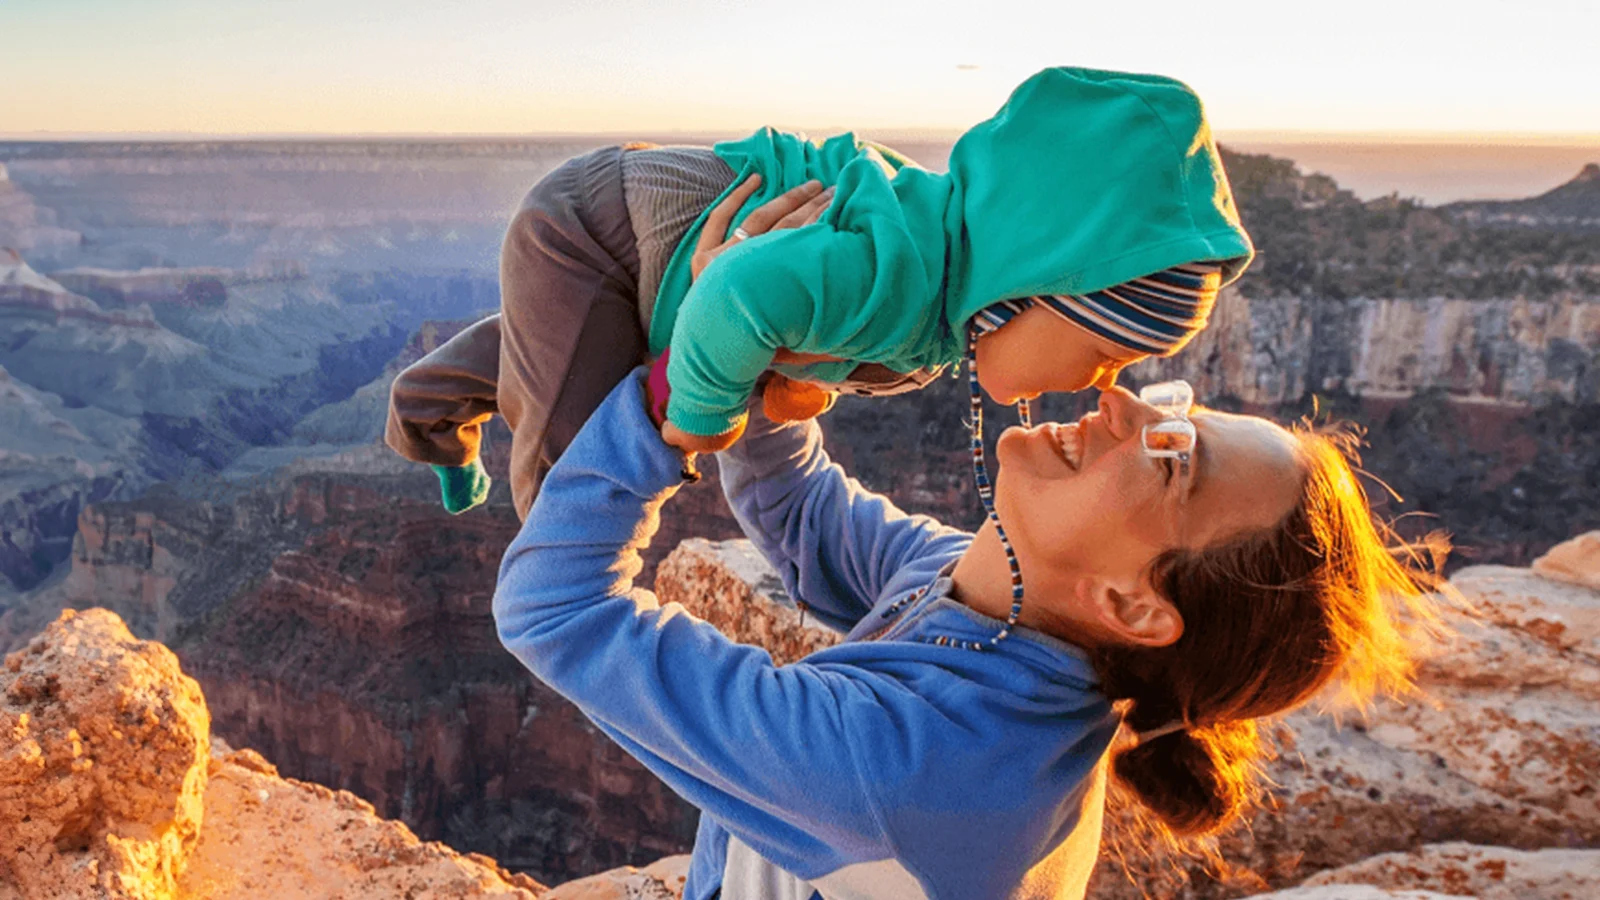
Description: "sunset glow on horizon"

(4, 0), (1598, 140)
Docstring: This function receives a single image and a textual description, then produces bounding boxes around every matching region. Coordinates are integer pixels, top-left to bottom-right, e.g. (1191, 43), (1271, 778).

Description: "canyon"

(0, 458), (741, 885)
(0, 139), (1595, 890)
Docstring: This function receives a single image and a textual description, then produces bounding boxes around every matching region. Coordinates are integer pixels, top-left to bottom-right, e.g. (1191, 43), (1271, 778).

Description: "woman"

(491, 299), (1443, 900)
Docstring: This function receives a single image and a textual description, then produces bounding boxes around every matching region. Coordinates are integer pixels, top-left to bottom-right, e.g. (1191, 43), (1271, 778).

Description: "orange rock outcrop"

(1532, 530), (1600, 593)
(0, 608), (548, 900)
(178, 744), (546, 899)
(1, 608), (209, 900)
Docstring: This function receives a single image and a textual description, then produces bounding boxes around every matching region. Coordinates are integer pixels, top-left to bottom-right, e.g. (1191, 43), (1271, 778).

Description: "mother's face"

(993, 386), (1304, 602)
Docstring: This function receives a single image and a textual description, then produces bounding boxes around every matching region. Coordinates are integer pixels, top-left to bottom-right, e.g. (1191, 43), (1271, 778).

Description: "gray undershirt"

(619, 146), (736, 336)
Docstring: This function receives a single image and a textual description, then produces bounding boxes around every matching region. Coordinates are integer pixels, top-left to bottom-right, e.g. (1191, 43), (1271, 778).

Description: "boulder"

(1531, 531), (1600, 593)
(541, 856), (690, 900)
(655, 539), (842, 666)
(0, 608), (549, 899)
(1281, 843), (1600, 900)
(178, 742), (546, 899)
(1239, 887), (1468, 899)
(0, 608), (210, 899)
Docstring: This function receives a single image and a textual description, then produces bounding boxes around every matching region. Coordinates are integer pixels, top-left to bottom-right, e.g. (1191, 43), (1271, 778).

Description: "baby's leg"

(498, 145), (644, 521)
(385, 314), (502, 466)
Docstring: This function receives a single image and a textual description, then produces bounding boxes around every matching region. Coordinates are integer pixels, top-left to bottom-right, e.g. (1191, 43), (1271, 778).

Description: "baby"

(386, 65), (1252, 517)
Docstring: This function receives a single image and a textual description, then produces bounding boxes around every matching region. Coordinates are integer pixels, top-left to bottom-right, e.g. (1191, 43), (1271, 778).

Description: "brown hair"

(1090, 422), (1448, 838)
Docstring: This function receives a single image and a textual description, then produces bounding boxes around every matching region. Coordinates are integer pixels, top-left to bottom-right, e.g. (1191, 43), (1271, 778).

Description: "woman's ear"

(1087, 580), (1183, 648)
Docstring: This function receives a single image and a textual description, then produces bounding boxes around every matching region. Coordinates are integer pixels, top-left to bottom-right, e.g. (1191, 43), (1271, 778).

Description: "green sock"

(431, 459), (491, 514)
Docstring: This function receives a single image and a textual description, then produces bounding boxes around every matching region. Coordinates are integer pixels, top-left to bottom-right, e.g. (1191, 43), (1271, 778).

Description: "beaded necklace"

(870, 332), (1030, 650)
(879, 329), (1032, 649)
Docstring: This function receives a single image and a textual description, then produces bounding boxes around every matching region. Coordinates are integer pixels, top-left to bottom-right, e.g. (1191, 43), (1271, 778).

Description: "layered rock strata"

(9, 466), (720, 884)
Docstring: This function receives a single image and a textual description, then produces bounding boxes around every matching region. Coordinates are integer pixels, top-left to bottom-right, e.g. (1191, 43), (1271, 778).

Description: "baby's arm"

(664, 225), (872, 449)
(660, 153), (941, 451)
(656, 177), (838, 454)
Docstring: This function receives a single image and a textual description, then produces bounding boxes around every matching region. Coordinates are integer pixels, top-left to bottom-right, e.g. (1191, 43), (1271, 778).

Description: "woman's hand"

(689, 175), (834, 280)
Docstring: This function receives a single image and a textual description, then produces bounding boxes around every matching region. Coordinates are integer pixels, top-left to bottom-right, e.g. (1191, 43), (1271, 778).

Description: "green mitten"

(430, 459), (491, 514)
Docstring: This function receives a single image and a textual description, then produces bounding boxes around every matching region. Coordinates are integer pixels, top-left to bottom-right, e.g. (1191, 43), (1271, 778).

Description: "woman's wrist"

(643, 354), (705, 482)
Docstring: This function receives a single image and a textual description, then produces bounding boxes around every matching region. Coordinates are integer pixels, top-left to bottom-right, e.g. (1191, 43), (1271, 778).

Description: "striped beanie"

(971, 262), (1223, 354)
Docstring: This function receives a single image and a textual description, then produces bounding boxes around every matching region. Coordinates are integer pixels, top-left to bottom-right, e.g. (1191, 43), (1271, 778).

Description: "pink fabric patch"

(647, 349), (673, 427)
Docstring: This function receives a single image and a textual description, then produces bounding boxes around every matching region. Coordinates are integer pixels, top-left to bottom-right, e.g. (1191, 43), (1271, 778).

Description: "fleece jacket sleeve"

(493, 368), (891, 875)
(716, 409), (969, 634)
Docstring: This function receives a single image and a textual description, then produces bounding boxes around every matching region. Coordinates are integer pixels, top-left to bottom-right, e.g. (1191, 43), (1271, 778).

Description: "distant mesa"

(0, 248), (159, 327)
(53, 266), (236, 310)
(1446, 162), (1600, 230)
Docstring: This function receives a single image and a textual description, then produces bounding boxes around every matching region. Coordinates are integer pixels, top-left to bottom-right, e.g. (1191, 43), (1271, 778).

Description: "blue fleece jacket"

(493, 369), (1120, 900)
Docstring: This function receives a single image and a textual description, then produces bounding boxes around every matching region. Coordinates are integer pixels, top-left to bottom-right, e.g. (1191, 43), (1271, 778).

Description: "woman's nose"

(1097, 385), (1163, 440)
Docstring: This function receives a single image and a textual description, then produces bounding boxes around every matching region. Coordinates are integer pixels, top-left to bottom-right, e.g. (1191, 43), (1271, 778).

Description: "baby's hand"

(762, 374), (836, 423)
(662, 420), (745, 455)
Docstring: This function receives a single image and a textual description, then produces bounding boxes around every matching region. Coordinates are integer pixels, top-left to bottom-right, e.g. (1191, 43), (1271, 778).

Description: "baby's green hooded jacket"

(652, 66), (1255, 436)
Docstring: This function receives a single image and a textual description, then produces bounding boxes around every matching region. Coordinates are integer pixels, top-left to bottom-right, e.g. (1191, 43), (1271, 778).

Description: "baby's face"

(974, 304), (1151, 404)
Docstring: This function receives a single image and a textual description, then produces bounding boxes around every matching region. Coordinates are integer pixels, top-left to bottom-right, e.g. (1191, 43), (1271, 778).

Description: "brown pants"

(386, 146), (645, 520)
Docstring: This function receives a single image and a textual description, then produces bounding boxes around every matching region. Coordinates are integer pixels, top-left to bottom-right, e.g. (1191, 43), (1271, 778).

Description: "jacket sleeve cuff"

(665, 404), (750, 439)
(547, 366), (695, 502)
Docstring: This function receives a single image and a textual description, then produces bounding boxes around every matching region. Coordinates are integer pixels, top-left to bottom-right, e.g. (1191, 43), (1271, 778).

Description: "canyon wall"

(1138, 289), (1598, 408)
(5, 462), (737, 885)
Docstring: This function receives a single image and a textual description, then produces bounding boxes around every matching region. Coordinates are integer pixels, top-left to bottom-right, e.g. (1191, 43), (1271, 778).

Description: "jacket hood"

(941, 67), (1254, 335)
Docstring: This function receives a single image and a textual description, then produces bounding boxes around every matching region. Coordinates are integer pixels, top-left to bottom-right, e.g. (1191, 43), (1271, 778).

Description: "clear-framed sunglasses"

(1139, 380), (1197, 478)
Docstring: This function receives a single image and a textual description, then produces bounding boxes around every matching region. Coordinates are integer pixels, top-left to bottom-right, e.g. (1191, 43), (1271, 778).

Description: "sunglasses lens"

(1139, 380), (1194, 414)
(1143, 419), (1196, 455)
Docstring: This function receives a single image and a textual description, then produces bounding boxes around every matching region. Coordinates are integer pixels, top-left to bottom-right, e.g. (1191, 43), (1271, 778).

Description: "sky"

(4, 0), (1599, 139)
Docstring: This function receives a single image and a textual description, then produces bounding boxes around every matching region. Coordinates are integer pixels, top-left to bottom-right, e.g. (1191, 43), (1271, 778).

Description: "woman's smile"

(1047, 421), (1085, 470)
(1005, 416), (1095, 474)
